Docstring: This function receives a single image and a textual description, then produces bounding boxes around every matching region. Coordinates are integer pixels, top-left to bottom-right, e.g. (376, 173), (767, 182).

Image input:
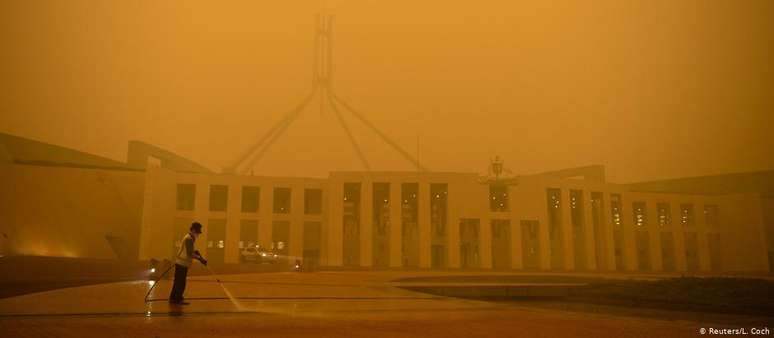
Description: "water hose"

(143, 264), (174, 303)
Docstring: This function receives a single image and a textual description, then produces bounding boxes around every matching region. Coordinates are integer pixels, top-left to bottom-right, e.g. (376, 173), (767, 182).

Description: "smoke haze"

(2, 0), (772, 182)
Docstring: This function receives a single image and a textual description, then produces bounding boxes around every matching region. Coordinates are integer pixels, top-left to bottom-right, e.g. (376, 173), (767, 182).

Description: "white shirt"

(175, 233), (196, 267)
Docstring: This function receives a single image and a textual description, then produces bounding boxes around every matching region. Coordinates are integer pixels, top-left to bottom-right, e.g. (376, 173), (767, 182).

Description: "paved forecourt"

(0, 271), (739, 338)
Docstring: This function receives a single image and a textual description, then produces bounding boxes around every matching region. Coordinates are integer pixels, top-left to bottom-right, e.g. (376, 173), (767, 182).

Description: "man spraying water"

(169, 222), (208, 305)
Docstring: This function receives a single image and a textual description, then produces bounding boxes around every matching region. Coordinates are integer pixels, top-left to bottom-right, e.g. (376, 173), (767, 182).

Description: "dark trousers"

(169, 264), (188, 303)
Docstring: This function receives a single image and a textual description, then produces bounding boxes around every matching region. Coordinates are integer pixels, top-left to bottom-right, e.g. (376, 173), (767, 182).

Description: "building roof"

(0, 133), (210, 173)
(3, 132), (770, 189)
(626, 170), (774, 197)
(126, 141), (212, 174)
(0, 132), (137, 171)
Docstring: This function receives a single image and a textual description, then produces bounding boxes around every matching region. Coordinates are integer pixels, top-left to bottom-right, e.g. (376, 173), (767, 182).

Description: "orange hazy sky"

(1, 0), (772, 182)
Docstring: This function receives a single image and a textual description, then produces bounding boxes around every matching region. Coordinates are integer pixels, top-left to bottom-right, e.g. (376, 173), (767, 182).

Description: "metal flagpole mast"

(225, 15), (429, 175)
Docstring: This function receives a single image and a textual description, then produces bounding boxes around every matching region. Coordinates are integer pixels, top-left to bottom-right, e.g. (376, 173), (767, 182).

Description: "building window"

(548, 189), (561, 210)
(272, 221), (290, 256)
(520, 220), (540, 269)
(459, 218), (480, 268)
(402, 183), (420, 267)
(570, 191), (579, 209)
(570, 190), (584, 228)
(590, 192), (604, 232)
(343, 183), (361, 226)
(209, 185), (228, 212)
(373, 183), (390, 237)
(402, 183), (419, 225)
(431, 183), (448, 237)
(239, 219), (259, 250)
(492, 219), (509, 239)
(657, 203), (671, 227)
(489, 184), (509, 212)
(241, 186), (260, 213)
(460, 219), (479, 240)
(680, 204), (694, 227)
(704, 204), (719, 227)
(176, 184), (196, 211)
(610, 194), (622, 228)
(632, 202), (646, 227)
(273, 188), (291, 214)
(524, 220), (538, 240)
(343, 183), (361, 267)
(207, 219), (227, 264)
(546, 188), (562, 239)
(304, 189), (322, 214)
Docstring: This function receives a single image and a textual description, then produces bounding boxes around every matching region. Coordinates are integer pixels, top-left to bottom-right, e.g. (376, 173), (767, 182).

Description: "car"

(240, 246), (261, 263)
(240, 245), (279, 264)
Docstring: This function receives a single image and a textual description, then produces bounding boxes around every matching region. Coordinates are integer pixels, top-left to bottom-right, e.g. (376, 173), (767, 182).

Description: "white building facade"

(139, 166), (772, 273)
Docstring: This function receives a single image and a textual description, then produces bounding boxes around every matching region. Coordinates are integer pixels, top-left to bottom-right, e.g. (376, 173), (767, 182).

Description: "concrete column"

(137, 169), (154, 260)
(360, 181), (373, 267)
(510, 216), (523, 269)
(602, 192), (616, 271)
(582, 190), (597, 270)
(139, 167), (175, 260)
(290, 183), (305, 262)
(138, 167), (158, 260)
(672, 201), (688, 272)
(646, 202), (662, 271)
(560, 189), (575, 270)
(327, 181), (343, 266)
(258, 182), (273, 248)
(418, 182), (431, 268)
(225, 183), (242, 263)
(389, 181), (403, 267)
(620, 194), (637, 271)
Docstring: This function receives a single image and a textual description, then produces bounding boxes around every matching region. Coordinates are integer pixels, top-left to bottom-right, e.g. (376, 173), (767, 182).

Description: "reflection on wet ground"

(0, 271), (768, 337)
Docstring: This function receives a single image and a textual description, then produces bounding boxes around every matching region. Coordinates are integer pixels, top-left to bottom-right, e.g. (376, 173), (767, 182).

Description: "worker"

(169, 222), (207, 305)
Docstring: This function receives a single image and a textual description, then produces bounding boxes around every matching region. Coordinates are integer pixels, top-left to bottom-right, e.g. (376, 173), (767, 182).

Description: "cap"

(191, 222), (203, 234)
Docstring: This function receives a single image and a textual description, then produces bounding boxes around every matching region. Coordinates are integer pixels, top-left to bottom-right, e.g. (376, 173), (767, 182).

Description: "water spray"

(144, 257), (302, 314)
(203, 264), (247, 311)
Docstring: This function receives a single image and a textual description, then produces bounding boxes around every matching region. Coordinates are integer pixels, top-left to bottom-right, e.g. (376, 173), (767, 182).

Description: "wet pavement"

(0, 271), (766, 337)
